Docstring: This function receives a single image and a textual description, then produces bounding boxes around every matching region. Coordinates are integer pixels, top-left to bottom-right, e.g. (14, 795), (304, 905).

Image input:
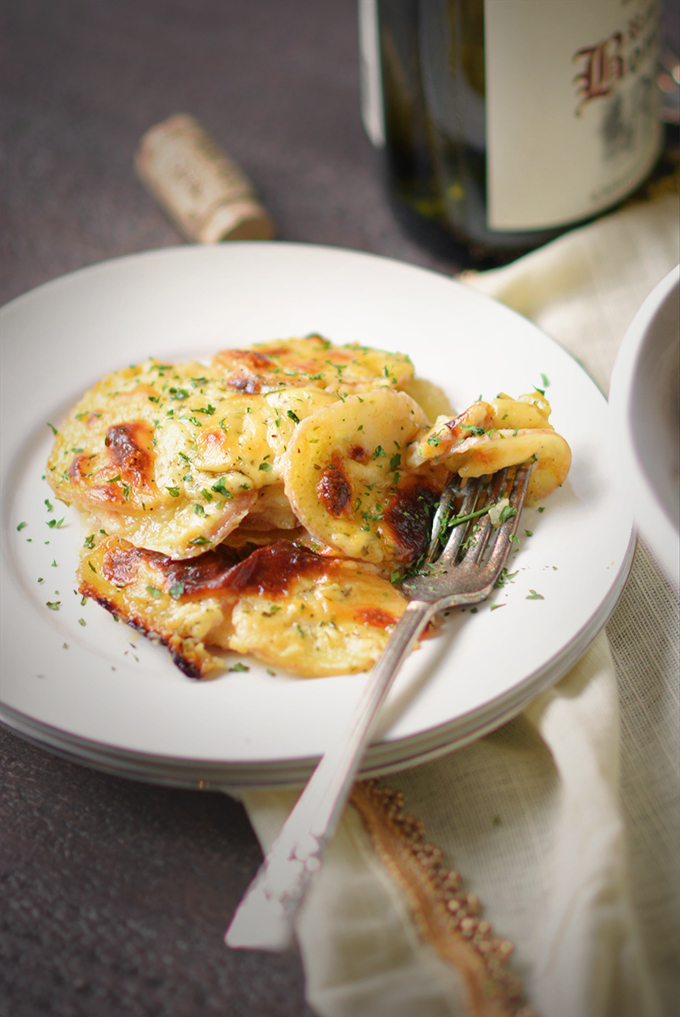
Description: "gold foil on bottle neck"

(134, 113), (275, 243)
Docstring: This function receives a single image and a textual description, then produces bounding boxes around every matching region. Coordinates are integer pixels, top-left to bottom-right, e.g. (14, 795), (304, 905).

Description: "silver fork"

(225, 464), (532, 952)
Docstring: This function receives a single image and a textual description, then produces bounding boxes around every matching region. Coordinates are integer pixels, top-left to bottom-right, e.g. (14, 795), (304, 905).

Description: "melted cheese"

(409, 392), (571, 503)
(79, 537), (407, 677)
(49, 340), (572, 679)
(283, 389), (447, 563)
(46, 361), (335, 558)
(211, 334), (414, 395)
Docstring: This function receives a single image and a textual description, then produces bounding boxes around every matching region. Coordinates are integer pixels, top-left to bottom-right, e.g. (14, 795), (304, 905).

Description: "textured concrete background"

(1, 2), (678, 1015)
(0, 0), (452, 309)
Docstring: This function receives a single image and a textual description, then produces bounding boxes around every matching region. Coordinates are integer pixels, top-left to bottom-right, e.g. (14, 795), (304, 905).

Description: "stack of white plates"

(0, 244), (634, 789)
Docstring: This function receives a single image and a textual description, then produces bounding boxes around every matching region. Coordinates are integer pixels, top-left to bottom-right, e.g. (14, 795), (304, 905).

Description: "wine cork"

(134, 113), (275, 243)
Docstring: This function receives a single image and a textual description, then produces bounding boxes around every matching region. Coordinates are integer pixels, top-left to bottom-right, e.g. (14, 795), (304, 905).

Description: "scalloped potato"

(47, 336), (571, 678)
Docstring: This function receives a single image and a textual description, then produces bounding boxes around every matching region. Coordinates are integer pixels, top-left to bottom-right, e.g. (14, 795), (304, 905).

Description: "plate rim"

(607, 263), (679, 588)
(1, 241), (635, 786)
(0, 527), (634, 790)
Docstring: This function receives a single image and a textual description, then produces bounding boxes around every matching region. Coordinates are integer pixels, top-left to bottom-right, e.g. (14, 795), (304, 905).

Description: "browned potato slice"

(46, 360), (333, 558)
(78, 537), (409, 679)
(409, 392), (570, 504)
(283, 389), (446, 563)
(439, 429), (572, 504)
(78, 535), (245, 677)
(212, 335), (414, 395)
(224, 542), (409, 676)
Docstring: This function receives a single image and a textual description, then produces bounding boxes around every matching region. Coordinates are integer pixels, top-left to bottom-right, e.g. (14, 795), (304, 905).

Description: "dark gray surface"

(0, 5), (451, 1014)
(0, 727), (310, 1017)
(0, 0), (452, 309)
(1, 2), (678, 1016)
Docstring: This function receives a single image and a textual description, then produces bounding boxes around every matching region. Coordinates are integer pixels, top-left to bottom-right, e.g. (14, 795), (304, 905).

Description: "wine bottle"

(359, 0), (664, 267)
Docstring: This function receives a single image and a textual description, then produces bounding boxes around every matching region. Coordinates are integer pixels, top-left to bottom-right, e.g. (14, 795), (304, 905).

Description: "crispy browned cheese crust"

(79, 536), (246, 676)
(79, 537), (409, 678)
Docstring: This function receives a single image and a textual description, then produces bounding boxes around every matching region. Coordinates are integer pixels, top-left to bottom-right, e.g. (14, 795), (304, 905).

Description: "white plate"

(0, 243), (634, 788)
(608, 265), (679, 588)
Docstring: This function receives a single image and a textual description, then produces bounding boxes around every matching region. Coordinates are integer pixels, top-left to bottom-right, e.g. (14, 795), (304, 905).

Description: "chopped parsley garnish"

(495, 568), (518, 588)
(211, 478), (232, 498)
(437, 503), (492, 544)
(499, 504), (517, 524)
(526, 589), (544, 600)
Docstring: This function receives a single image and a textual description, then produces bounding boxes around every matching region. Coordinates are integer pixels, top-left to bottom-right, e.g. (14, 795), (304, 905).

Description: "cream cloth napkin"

(241, 191), (680, 1017)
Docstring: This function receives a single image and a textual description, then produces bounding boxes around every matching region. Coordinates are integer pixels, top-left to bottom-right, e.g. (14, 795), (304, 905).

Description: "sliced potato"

(400, 377), (454, 422)
(46, 360), (335, 558)
(212, 335), (414, 395)
(79, 537), (409, 678)
(410, 391), (555, 468)
(78, 535), (244, 677)
(437, 428), (572, 504)
(283, 389), (445, 563)
(225, 542), (409, 676)
(245, 484), (299, 530)
(407, 391), (569, 504)
(80, 490), (257, 561)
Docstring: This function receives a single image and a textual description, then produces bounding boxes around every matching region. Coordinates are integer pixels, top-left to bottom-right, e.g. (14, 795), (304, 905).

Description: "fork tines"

(428, 466), (531, 569)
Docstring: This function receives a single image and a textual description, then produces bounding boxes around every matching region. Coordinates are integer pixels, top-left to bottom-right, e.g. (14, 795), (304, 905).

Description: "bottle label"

(485, 0), (663, 231)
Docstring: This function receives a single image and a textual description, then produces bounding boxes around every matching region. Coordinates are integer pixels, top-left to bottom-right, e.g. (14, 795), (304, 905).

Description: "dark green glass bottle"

(361, 0), (664, 267)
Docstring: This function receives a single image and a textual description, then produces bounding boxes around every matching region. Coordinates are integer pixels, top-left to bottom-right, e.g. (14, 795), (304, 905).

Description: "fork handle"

(225, 599), (436, 952)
